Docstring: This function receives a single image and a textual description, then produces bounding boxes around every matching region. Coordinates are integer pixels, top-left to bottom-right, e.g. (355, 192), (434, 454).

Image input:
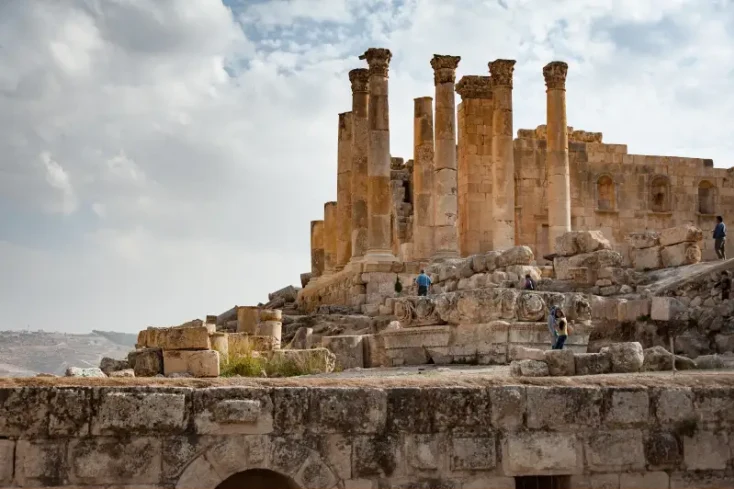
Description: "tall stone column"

(431, 55), (461, 260)
(349, 68), (370, 263)
(544, 61), (572, 252)
(323, 201), (337, 274)
(489, 59), (516, 250)
(456, 76), (494, 256)
(310, 220), (324, 277)
(412, 96), (435, 262)
(360, 48), (396, 262)
(336, 111), (353, 270)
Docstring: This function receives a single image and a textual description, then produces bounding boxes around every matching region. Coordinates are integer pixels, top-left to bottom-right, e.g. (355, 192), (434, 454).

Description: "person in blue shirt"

(415, 270), (432, 296)
(713, 216), (727, 260)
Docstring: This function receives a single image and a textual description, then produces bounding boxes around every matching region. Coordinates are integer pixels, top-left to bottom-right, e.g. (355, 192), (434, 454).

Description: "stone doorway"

(215, 469), (300, 489)
(515, 475), (571, 489)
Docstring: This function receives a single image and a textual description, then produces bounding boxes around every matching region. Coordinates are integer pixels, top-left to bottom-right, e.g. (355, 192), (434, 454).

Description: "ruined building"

(301, 48), (733, 311)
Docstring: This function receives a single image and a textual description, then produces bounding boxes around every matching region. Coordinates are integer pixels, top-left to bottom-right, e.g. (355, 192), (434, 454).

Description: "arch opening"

(215, 469), (300, 489)
(596, 175), (615, 211)
(650, 176), (671, 213)
(698, 180), (715, 214)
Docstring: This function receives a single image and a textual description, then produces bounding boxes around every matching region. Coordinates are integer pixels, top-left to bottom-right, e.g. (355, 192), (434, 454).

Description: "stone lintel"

(456, 75), (492, 100)
(488, 59), (516, 88)
(543, 61), (569, 90)
(359, 48), (392, 77)
(349, 68), (370, 93)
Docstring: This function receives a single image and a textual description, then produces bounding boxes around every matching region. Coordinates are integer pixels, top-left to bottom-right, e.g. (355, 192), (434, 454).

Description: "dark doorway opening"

(216, 469), (300, 489)
(515, 475), (571, 489)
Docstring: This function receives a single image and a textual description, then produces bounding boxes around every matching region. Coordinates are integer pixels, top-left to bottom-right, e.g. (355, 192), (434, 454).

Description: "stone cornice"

(455, 75), (492, 99)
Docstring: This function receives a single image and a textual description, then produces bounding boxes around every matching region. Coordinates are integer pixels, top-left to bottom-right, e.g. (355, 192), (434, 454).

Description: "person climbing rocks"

(714, 215), (727, 260)
(717, 270), (732, 301)
(553, 317), (569, 350)
(415, 270), (432, 297)
(524, 273), (536, 290)
(547, 306), (564, 348)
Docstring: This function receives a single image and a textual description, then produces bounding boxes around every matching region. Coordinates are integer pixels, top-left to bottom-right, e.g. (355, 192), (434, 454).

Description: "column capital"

(349, 68), (370, 93)
(359, 48), (392, 77)
(488, 59), (516, 88)
(543, 61), (568, 90)
(431, 54), (461, 85)
(455, 75), (492, 100)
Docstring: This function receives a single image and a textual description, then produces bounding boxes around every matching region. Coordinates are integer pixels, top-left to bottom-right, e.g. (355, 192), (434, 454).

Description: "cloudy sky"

(1, 0), (733, 333)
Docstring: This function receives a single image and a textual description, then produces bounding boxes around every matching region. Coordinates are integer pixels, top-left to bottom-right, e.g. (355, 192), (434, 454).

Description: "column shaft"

(431, 55), (461, 260)
(310, 220), (324, 277)
(412, 97), (435, 261)
(323, 202), (337, 274)
(349, 69), (370, 262)
(489, 59), (517, 250)
(544, 61), (572, 251)
(360, 48), (396, 262)
(336, 112), (353, 269)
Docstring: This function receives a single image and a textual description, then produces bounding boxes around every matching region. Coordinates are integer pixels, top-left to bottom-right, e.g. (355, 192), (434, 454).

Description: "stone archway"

(216, 468), (300, 489)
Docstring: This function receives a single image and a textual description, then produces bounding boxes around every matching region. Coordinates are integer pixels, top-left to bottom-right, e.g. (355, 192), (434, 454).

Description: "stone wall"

(514, 126), (733, 263)
(2, 384), (734, 488)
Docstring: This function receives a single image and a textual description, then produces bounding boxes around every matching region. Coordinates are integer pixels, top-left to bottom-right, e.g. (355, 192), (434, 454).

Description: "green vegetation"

(220, 339), (330, 378)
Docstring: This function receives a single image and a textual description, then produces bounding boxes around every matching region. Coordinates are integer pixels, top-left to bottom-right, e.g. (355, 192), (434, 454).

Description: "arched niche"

(698, 179), (716, 215)
(216, 469), (300, 489)
(649, 175), (671, 213)
(595, 173), (616, 211)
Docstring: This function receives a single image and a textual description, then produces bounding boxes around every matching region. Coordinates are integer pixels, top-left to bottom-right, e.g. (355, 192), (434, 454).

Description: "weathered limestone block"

(291, 327), (313, 349)
(604, 388), (649, 425)
(229, 333), (278, 353)
(659, 224), (704, 247)
(630, 246), (663, 271)
(237, 306), (260, 334)
(363, 334), (387, 367)
(269, 348), (336, 374)
(585, 430), (645, 472)
(260, 308), (283, 321)
(193, 387), (273, 435)
(497, 245), (534, 267)
(642, 346), (697, 371)
(602, 342), (643, 373)
(510, 359), (549, 377)
(210, 332), (229, 361)
(654, 387), (695, 424)
(321, 335), (365, 370)
(516, 292), (546, 321)
(661, 242), (702, 268)
(512, 346), (546, 361)
(258, 320), (283, 348)
(544, 349), (575, 376)
(619, 472), (670, 489)
(132, 348), (162, 377)
(651, 296), (686, 321)
(381, 325), (451, 350)
(554, 230), (612, 257)
(683, 431), (729, 470)
(99, 357), (129, 375)
(92, 391), (188, 435)
(109, 369), (134, 377)
(674, 329), (710, 358)
(0, 440), (12, 484)
(502, 432), (580, 475)
(67, 437), (162, 485)
(163, 350), (220, 377)
(617, 298), (651, 322)
(65, 367), (105, 377)
(554, 249), (622, 281)
(149, 325), (211, 350)
(451, 322), (510, 363)
(645, 431), (683, 468)
(574, 352), (612, 375)
(626, 230), (660, 249)
(451, 435), (497, 471)
(526, 386), (602, 429)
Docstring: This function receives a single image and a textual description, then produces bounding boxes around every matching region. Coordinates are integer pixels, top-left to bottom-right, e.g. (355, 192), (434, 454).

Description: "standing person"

(553, 317), (569, 350)
(547, 306), (559, 348)
(415, 270), (432, 297)
(717, 271), (732, 301)
(524, 274), (536, 290)
(714, 216), (727, 260)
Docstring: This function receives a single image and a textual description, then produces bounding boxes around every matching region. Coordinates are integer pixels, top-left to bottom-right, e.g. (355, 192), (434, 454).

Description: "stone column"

(310, 220), (324, 277)
(349, 68), (370, 263)
(323, 201), (338, 274)
(360, 48), (396, 263)
(412, 96), (435, 261)
(336, 112), (353, 270)
(431, 55), (461, 260)
(544, 61), (572, 251)
(456, 76), (494, 256)
(489, 59), (516, 250)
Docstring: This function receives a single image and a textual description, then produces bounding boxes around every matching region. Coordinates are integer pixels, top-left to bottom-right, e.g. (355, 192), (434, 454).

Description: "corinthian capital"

(488, 59), (516, 88)
(359, 48), (392, 77)
(455, 75), (492, 99)
(543, 61), (568, 90)
(349, 68), (370, 93)
(430, 54), (461, 85)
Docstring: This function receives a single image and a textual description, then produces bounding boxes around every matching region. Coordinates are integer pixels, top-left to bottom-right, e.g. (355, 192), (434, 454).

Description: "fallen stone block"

(109, 369), (135, 378)
(268, 285), (299, 303)
(511, 346), (547, 361)
(617, 298), (651, 323)
(497, 246), (534, 267)
(659, 224), (703, 247)
(149, 325), (211, 350)
(554, 249), (622, 281)
(257, 320), (282, 348)
(626, 230), (660, 249)
(574, 352), (612, 375)
(544, 349), (576, 376)
(229, 333), (278, 354)
(630, 246), (662, 271)
(661, 242), (702, 268)
(555, 230), (611, 257)
(163, 350), (220, 377)
(602, 342), (644, 373)
(132, 348), (163, 377)
(99, 357), (129, 375)
(642, 346), (697, 371)
(321, 335), (365, 370)
(510, 359), (549, 377)
(65, 367), (106, 378)
(650, 297), (685, 321)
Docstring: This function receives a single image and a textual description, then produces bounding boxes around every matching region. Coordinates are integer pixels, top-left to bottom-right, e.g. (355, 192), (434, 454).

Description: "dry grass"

(3, 370), (734, 389)
(220, 340), (325, 378)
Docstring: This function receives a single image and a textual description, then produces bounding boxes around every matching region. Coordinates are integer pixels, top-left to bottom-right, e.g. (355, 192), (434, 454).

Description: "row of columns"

(310, 52), (571, 277)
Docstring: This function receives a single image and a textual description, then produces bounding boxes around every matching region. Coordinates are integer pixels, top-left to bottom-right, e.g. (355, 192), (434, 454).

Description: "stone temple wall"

(1, 384), (734, 488)
(514, 126), (734, 263)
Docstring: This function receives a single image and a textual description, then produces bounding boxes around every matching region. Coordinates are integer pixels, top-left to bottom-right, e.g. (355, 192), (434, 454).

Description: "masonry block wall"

(1, 384), (733, 488)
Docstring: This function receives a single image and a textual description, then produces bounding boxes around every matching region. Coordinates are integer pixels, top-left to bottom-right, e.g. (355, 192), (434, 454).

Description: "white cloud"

(1, 0), (733, 332)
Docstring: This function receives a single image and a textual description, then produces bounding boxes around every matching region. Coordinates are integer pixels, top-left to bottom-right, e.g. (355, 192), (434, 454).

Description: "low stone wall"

(1, 384), (733, 488)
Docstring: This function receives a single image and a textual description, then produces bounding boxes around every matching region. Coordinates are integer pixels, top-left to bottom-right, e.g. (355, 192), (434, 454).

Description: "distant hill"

(0, 330), (134, 377)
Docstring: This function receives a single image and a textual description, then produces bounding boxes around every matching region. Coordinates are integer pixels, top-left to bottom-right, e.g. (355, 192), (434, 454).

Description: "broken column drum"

(336, 112), (353, 270)
(349, 68), (370, 263)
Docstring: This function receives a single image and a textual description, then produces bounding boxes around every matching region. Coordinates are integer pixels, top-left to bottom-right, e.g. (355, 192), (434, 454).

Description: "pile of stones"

(510, 341), (696, 377)
(627, 224), (703, 271)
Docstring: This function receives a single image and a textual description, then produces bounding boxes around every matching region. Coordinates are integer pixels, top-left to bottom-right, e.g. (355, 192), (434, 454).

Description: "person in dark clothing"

(714, 216), (727, 260)
(524, 274), (536, 290)
(415, 270), (432, 297)
(717, 271), (732, 301)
